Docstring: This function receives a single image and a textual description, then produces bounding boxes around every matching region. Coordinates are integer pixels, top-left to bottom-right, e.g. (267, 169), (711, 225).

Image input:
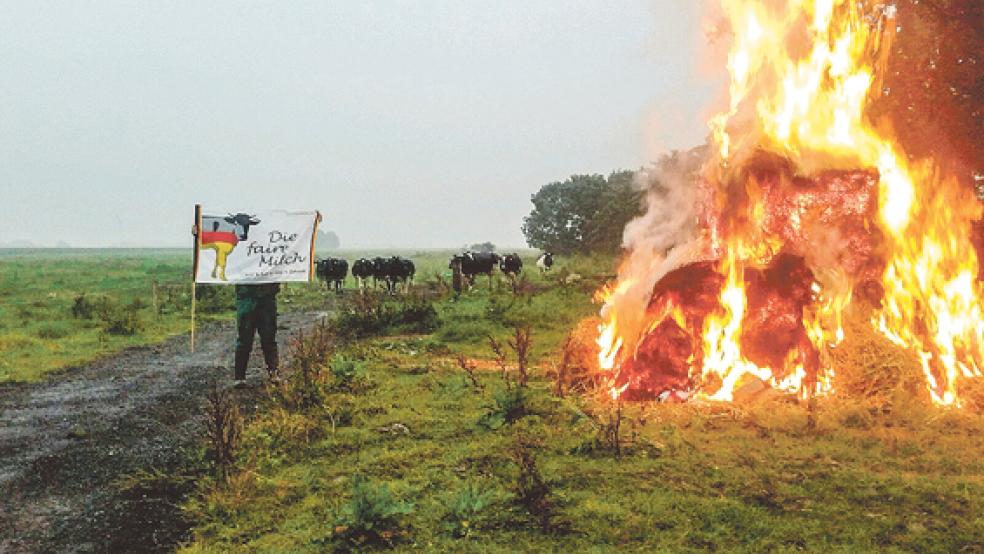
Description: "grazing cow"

(449, 251), (501, 288)
(499, 253), (523, 278)
(384, 256), (415, 294)
(370, 257), (389, 289)
(536, 252), (554, 274)
(315, 257), (348, 293)
(351, 258), (374, 289)
(200, 213), (261, 281)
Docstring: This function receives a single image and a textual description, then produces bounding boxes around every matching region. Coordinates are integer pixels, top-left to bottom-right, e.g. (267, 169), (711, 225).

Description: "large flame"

(598, 0), (983, 405)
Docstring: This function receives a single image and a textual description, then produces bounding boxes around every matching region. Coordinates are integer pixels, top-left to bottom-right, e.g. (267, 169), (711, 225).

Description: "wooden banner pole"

(191, 204), (202, 353)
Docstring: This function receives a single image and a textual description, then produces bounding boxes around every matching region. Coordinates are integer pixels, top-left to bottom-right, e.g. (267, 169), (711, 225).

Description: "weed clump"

(442, 482), (501, 538)
(329, 354), (371, 393)
(333, 293), (440, 339)
(203, 383), (242, 480)
(479, 387), (530, 429)
(285, 321), (334, 408)
(36, 321), (71, 339)
(329, 473), (414, 550)
(509, 434), (557, 532)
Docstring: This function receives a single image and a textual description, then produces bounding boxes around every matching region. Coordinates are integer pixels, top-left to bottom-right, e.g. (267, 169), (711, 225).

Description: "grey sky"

(0, 1), (721, 248)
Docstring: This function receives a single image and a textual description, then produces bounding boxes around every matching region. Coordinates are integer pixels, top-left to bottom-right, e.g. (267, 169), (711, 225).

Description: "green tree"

(468, 242), (496, 253)
(522, 171), (643, 254)
(316, 230), (340, 251)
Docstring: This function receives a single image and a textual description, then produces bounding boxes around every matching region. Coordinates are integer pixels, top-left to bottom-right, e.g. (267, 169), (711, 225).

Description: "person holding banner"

(234, 283), (280, 382)
(192, 207), (321, 383)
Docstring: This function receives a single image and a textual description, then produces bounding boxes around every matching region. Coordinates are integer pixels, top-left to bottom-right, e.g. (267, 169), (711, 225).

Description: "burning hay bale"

(592, 1), (984, 409)
(617, 253), (821, 401)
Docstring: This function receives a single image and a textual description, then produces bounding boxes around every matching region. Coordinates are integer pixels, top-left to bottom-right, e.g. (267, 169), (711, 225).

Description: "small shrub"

(195, 285), (234, 314)
(488, 335), (511, 388)
(442, 482), (501, 538)
(99, 299), (145, 336)
(509, 434), (556, 531)
(203, 384), (242, 480)
(71, 294), (96, 319)
(455, 354), (482, 390)
(36, 322), (72, 339)
(286, 321), (334, 408)
(508, 326), (533, 387)
(479, 387), (529, 430)
(329, 355), (370, 393)
(333, 294), (440, 340)
(331, 473), (414, 549)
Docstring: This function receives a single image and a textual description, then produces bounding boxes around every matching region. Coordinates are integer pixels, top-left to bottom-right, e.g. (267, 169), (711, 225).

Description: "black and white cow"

(351, 258), (374, 290)
(536, 252), (554, 274)
(449, 251), (501, 288)
(370, 257), (389, 290)
(499, 253), (523, 278)
(315, 257), (348, 293)
(385, 256), (415, 294)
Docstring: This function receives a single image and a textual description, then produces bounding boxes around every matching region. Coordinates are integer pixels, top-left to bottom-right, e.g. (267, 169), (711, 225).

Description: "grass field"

(173, 253), (983, 553)
(5, 249), (983, 551)
(0, 248), (567, 382)
(0, 249), (197, 382)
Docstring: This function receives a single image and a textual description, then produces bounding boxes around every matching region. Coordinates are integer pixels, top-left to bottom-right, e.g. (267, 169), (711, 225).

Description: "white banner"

(194, 208), (320, 284)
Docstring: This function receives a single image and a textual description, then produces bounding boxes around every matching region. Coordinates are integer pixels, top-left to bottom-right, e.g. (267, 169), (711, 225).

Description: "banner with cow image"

(194, 208), (321, 284)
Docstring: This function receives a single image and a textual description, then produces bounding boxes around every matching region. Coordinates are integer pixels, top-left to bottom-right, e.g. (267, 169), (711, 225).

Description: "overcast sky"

(0, 1), (721, 248)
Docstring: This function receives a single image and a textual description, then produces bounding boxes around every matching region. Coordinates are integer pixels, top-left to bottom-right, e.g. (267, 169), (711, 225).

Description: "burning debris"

(596, 1), (984, 407)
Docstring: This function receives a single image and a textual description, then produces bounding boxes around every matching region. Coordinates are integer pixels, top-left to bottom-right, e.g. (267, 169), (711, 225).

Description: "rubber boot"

(234, 348), (249, 381)
(262, 344), (279, 378)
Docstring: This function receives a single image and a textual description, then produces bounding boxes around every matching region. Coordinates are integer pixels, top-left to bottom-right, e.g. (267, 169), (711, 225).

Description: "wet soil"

(0, 312), (326, 553)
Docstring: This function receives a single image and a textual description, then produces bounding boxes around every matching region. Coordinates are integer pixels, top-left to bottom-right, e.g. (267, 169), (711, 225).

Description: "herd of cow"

(314, 251), (554, 294)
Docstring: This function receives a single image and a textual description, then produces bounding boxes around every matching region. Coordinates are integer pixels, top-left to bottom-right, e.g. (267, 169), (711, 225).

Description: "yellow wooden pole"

(190, 281), (197, 353)
(191, 204), (202, 353)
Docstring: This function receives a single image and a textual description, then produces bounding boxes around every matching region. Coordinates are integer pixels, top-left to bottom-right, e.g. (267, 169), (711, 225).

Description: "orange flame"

(597, 0), (982, 405)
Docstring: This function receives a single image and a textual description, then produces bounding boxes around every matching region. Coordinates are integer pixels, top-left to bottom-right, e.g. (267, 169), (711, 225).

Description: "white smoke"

(599, 146), (709, 354)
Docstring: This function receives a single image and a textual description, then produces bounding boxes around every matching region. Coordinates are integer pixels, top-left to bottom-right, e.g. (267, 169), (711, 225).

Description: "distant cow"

(385, 256), (415, 294)
(499, 253), (523, 278)
(536, 252), (554, 274)
(199, 213), (261, 281)
(351, 258), (374, 289)
(315, 257), (348, 293)
(450, 251), (501, 288)
(370, 257), (389, 289)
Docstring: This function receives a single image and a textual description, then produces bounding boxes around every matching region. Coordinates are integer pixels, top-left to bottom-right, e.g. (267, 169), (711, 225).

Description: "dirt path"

(0, 312), (326, 553)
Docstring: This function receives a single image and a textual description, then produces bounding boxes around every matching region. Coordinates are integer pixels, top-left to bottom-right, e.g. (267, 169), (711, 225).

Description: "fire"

(597, 0), (983, 406)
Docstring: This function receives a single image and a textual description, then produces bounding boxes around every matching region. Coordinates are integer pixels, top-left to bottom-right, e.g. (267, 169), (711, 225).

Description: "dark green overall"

(234, 283), (280, 380)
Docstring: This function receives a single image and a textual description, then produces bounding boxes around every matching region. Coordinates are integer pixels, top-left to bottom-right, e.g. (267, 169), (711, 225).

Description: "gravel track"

(0, 312), (325, 553)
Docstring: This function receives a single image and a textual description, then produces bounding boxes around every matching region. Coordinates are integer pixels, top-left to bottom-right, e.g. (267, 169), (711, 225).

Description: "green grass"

(0, 248), (584, 383)
(179, 255), (984, 553)
(0, 249), (201, 382)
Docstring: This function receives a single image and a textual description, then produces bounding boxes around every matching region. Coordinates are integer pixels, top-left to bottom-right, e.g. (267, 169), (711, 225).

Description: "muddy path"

(0, 311), (326, 553)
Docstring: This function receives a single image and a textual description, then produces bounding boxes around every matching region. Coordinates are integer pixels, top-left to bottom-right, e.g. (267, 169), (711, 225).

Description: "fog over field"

(0, 1), (719, 249)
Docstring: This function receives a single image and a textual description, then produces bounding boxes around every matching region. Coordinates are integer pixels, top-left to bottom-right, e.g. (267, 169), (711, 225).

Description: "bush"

(195, 285), (234, 314)
(36, 322), (72, 339)
(442, 482), (501, 538)
(329, 355), (370, 393)
(509, 434), (557, 531)
(330, 473), (414, 549)
(285, 322), (334, 408)
(100, 299), (145, 336)
(479, 387), (530, 430)
(71, 294), (96, 319)
(333, 294), (440, 340)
